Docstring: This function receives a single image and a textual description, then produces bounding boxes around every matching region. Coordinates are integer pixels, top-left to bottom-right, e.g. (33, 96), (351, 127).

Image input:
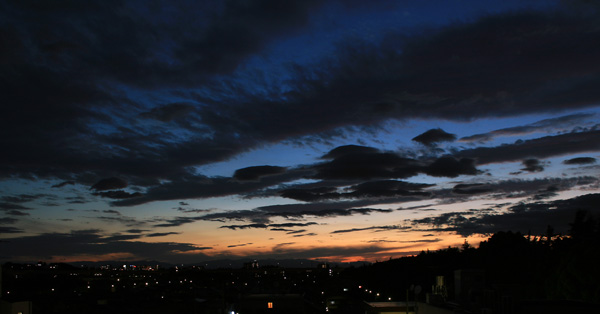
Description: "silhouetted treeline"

(340, 210), (600, 303)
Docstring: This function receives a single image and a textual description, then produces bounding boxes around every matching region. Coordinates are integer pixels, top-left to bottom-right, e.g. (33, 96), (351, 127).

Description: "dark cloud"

(452, 183), (492, 195)
(227, 243), (253, 248)
(423, 157), (479, 178)
(112, 169), (311, 207)
(175, 207), (212, 214)
(269, 222), (317, 228)
(0, 230), (212, 262)
(93, 190), (143, 199)
(520, 159), (545, 173)
(220, 223), (268, 230)
(447, 176), (596, 201)
(456, 130), (600, 165)
(94, 215), (142, 227)
(51, 181), (75, 188)
(1, 194), (46, 203)
(563, 157), (597, 165)
(313, 145), (479, 182)
(412, 128), (456, 146)
(102, 209), (121, 215)
(314, 147), (422, 180)
(139, 103), (195, 122)
(145, 232), (180, 238)
(126, 229), (148, 234)
(5, 210), (30, 216)
(292, 233), (316, 237)
(331, 225), (410, 234)
(460, 113), (596, 143)
(90, 177), (128, 191)
(0, 217), (18, 224)
(280, 186), (340, 202)
(413, 193), (600, 237)
(321, 145), (380, 159)
(2, 4), (600, 194)
(153, 216), (203, 228)
(233, 165), (287, 181)
(280, 180), (433, 202)
(0, 226), (24, 234)
(0, 202), (32, 211)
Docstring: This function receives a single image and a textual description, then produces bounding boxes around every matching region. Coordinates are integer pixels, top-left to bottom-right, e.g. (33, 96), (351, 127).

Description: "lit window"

(267, 302), (273, 309)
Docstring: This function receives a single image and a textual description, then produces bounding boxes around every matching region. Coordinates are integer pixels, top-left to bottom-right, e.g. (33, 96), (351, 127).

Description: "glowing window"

(267, 302), (273, 309)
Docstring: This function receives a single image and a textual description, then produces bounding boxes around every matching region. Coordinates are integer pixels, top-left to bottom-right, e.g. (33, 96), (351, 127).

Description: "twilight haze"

(1, 0), (600, 264)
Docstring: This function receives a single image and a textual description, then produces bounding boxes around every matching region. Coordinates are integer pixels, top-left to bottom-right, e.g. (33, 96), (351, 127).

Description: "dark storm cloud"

(233, 165), (287, 181)
(90, 177), (128, 191)
(455, 130), (600, 165)
(563, 157), (597, 165)
(0, 229), (212, 262)
(139, 103), (195, 122)
(3, 0), (600, 214)
(460, 113), (596, 143)
(269, 228), (295, 232)
(0, 0), (327, 183)
(240, 8), (600, 149)
(413, 193), (600, 237)
(412, 128), (456, 146)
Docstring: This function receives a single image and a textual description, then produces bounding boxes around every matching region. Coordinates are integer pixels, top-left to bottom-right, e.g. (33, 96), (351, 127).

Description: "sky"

(1, 0), (600, 264)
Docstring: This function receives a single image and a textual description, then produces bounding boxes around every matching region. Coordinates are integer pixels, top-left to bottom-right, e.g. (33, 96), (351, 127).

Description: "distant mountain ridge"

(67, 258), (371, 269)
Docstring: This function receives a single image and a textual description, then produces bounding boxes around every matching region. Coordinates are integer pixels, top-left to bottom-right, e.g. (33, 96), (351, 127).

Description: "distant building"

(364, 301), (415, 314)
(244, 260), (260, 269)
(0, 300), (33, 314)
(236, 293), (312, 314)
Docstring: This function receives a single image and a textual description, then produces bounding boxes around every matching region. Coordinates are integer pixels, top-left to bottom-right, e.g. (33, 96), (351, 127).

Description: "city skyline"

(1, 0), (600, 264)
